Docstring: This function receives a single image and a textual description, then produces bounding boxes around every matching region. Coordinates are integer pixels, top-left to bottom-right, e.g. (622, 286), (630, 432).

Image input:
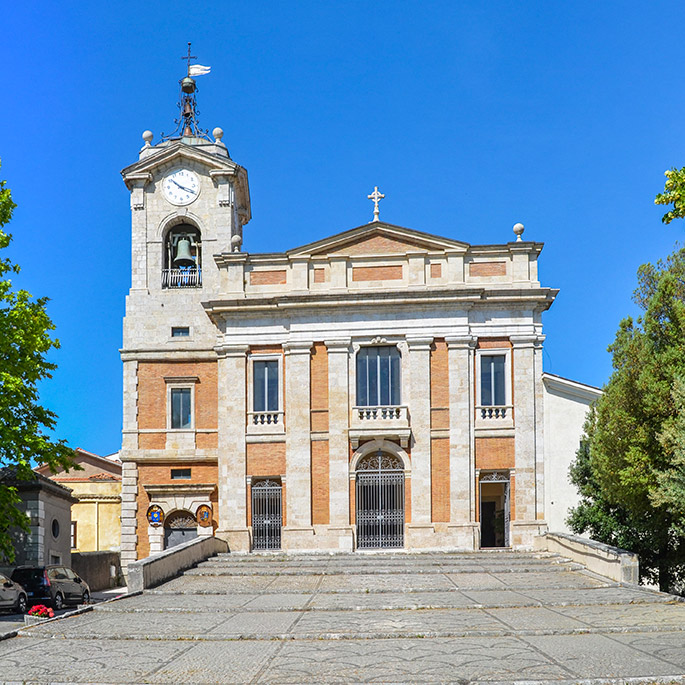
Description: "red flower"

(28, 604), (54, 618)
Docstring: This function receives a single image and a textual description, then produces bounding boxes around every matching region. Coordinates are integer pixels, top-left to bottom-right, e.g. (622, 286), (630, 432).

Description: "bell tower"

(118, 48), (251, 575)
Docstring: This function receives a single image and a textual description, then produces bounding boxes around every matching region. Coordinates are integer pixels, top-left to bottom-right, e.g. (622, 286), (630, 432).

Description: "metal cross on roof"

(368, 186), (385, 223)
(181, 42), (197, 77)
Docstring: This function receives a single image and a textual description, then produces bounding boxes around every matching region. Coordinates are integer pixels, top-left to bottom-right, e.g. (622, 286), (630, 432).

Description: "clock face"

(163, 169), (200, 205)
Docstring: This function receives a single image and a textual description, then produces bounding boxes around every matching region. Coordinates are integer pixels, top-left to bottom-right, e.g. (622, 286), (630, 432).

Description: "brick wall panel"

(475, 437), (515, 469)
(250, 270), (287, 285)
(469, 261), (507, 277)
(352, 265), (403, 281)
(431, 438), (450, 522)
(246, 442), (286, 476)
(311, 440), (330, 525)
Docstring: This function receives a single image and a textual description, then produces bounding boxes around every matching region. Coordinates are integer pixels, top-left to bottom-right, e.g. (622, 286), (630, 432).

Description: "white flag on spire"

(189, 64), (211, 76)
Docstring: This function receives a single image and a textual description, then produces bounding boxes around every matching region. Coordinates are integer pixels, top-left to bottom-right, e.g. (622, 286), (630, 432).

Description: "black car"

(11, 566), (90, 610)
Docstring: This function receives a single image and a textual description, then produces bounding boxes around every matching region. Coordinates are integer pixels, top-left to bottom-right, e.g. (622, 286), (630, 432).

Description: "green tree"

(655, 167), (685, 224)
(568, 246), (685, 592)
(0, 164), (75, 563)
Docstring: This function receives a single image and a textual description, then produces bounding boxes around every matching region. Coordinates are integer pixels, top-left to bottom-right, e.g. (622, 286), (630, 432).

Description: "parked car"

(11, 566), (90, 610)
(0, 572), (28, 614)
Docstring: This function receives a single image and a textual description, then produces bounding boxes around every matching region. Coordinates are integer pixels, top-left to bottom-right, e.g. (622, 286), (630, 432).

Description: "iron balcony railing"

(162, 268), (202, 288)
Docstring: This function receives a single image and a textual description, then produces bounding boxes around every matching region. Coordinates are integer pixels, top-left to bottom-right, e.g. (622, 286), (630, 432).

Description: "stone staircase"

(3, 551), (685, 683)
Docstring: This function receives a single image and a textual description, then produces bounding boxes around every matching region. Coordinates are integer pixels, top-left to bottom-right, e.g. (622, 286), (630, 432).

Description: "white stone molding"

(406, 335), (433, 523)
(446, 335), (475, 524)
(283, 341), (313, 530)
(216, 346), (249, 550)
(156, 210), (205, 241)
(326, 338), (351, 526)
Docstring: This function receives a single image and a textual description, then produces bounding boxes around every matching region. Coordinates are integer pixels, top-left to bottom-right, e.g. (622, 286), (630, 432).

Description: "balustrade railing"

(248, 411), (284, 429)
(162, 268), (202, 288)
(476, 405), (512, 421)
(354, 405), (407, 421)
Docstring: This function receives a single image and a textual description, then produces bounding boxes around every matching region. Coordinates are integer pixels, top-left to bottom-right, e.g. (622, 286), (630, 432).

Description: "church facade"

(118, 77), (598, 575)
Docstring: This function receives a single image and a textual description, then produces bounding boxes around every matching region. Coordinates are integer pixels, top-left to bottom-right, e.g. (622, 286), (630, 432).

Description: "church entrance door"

(356, 451), (405, 549)
(479, 472), (510, 548)
(164, 510), (198, 549)
(252, 479), (282, 550)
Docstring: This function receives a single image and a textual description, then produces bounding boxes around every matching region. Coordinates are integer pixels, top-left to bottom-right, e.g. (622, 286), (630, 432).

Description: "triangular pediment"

(121, 141), (243, 184)
(287, 222), (469, 258)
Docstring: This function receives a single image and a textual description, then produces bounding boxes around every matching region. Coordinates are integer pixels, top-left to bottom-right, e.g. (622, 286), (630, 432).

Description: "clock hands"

(170, 178), (197, 194)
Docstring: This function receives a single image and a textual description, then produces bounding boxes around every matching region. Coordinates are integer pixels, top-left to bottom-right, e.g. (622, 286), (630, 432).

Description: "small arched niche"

(163, 224), (202, 288)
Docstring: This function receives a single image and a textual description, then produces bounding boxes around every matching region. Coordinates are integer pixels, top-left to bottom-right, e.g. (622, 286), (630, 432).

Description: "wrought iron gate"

(252, 479), (282, 550)
(356, 451), (405, 549)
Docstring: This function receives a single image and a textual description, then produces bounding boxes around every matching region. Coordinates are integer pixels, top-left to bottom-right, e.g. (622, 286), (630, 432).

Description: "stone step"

(30, 603), (685, 642)
(96, 590), (675, 614)
(149, 571), (618, 596)
(190, 562), (580, 575)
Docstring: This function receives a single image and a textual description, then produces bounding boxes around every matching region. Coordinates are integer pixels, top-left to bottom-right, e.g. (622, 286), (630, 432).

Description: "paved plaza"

(1, 551), (685, 683)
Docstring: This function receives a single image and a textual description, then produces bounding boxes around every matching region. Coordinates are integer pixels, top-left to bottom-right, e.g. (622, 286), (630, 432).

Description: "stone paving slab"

(94, 592), (258, 613)
(1, 551), (685, 683)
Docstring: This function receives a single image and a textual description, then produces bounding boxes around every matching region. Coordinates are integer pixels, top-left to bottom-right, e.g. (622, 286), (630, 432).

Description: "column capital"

(445, 335), (476, 350)
(324, 338), (351, 352)
(283, 340), (313, 354)
(406, 335), (434, 350)
(214, 343), (249, 358)
(510, 334), (545, 349)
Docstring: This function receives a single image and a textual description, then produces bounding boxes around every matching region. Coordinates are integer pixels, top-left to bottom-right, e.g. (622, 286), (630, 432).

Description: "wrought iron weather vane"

(161, 42), (211, 141)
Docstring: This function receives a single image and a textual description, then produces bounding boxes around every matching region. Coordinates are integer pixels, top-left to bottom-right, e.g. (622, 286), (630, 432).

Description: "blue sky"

(2, 2), (683, 456)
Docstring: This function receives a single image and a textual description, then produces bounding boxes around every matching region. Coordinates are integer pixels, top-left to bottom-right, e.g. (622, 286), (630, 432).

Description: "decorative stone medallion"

(196, 504), (213, 527)
(147, 504), (164, 527)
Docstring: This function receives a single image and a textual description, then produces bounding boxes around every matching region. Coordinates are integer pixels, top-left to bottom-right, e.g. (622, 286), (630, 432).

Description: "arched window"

(356, 346), (401, 406)
(163, 224), (202, 288)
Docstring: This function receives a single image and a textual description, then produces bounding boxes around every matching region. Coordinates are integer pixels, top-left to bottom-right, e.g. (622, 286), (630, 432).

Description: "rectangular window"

(253, 360), (279, 412)
(481, 355), (506, 406)
(171, 387), (192, 428)
(171, 468), (192, 480)
(171, 327), (190, 337)
(356, 346), (401, 406)
(70, 521), (77, 549)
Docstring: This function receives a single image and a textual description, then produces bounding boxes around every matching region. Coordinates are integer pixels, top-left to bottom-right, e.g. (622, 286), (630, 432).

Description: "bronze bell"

(181, 77), (196, 94)
(173, 237), (195, 267)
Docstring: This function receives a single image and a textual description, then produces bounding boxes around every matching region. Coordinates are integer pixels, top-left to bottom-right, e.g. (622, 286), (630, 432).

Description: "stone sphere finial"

(213, 127), (224, 143)
(142, 130), (154, 146)
(513, 222), (525, 242)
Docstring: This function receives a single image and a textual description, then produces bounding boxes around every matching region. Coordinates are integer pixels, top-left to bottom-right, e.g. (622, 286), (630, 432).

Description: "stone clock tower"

(118, 65), (251, 574)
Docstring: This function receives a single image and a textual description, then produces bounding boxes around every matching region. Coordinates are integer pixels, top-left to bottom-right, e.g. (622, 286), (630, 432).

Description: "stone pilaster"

(216, 343), (250, 551)
(510, 335), (545, 547)
(533, 336), (546, 523)
(446, 335), (478, 548)
(283, 341), (315, 548)
(120, 460), (139, 578)
(121, 360), (138, 451)
(325, 339), (354, 550)
(406, 336), (433, 534)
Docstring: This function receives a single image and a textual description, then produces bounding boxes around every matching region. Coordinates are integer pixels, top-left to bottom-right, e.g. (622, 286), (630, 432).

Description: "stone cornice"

(203, 287), (558, 319)
(143, 483), (217, 497)
(120, 349), (217, 362)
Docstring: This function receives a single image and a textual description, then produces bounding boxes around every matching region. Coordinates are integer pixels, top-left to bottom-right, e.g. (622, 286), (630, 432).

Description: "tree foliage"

(655, 167), (685, 224)
(568, 246), (685, 592)
(0, 163), (75, 563)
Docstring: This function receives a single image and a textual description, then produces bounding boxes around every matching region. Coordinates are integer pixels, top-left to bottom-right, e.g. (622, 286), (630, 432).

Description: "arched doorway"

(164, 510), (198, 549)
(356, 450), (405, 549)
